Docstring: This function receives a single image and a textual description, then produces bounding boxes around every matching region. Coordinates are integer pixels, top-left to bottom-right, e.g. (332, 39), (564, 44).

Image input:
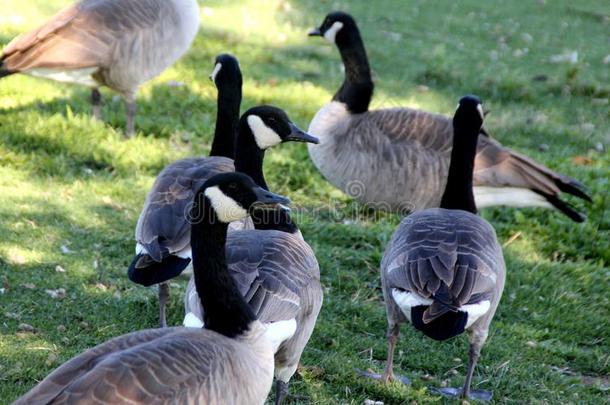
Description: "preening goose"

(128, 56), (318, 327)
(376, 96), (505, 400)
(0, 0), (200, 136)
(13, 172), (290, 405)
(307, 11), (591, 221)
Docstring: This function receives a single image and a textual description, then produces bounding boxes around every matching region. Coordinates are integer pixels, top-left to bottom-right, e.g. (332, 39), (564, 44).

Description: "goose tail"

(508, 151), (590, 222)
(127, 254), (191, 286)
(474, 138), (591, 222)
(0, 59), (14, 78)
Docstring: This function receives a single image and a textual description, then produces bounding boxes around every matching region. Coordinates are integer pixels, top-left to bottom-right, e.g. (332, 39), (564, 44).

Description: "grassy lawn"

(1, 0), (609, 403)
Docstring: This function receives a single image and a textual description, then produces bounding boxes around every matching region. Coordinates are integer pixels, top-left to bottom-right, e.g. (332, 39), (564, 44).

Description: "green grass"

(1, 0), (609, 403)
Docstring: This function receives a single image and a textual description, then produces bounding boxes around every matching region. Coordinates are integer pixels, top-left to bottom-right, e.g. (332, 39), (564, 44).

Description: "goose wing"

(226, 230), (319, 322)
(383, 209), (502, 322)
(349, 108), (589, 218)
(1, 0), (170, 72)
(186, 230), (320, 324)
(14, 327), (249, 404)
(135, 157), (234, 261)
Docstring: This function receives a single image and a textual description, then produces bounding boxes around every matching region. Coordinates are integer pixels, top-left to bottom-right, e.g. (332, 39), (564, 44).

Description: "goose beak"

(285, 123), (319, 144)
(252, 187), (291, 210)
(308, 27), (322, 36)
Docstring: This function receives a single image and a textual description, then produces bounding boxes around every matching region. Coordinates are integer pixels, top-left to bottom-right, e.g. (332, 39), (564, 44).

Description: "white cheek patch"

(247, 115), (282, 149)
(462, 300), (491, 328)
(476, 104), (484, 121)
(210, 63), (222, 82)
(324, 21), (344, 43)
(204, 186), (248, 223)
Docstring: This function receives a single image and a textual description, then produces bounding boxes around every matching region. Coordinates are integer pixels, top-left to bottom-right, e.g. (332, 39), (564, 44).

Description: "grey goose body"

(378, 96), (506, 400)
(12, 325), (273, 405)
(308, 12), (590, 221)
(0, 0), (200, 135)
(184, 229), (323, 402)
(13, 173), (292, 404)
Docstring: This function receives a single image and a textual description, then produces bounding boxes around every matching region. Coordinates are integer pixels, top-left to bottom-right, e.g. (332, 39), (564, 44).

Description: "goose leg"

(356, 323), (410, 385)
(158, 282), (170, 328)
(124, 95), (136, 137)
(429, 331), (492, 401)
(383, 323), (399, 383)
(274, 380), (289, 405)
(91, 88), (102, 120)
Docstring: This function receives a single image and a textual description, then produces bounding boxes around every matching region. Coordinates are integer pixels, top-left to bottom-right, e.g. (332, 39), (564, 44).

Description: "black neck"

(209, 82), (241, 159)
(233, 122), (300, 234)
(332, 24), (374, 113)
(439, 123), (478, 214)
(190, 200), (257, 337)
(234, 123), (268, 190)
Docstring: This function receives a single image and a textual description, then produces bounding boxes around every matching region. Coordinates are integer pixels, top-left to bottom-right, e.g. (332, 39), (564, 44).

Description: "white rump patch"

(27, 67), (98, 87)
(462, 300), (491, 328)
(474, 187), (553, 209)
(264, 318), (297, 353)
(210, 62), (222, 82)
(391, 289), (433, 322)
(135, 243), (147, 255)
(183, 312), (204, 328)
(324, 21), (344, 43)
(247, 115), (282, 149)
(204, 186), (248, 223)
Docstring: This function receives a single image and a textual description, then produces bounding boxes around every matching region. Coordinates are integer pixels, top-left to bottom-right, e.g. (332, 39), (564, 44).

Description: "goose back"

(1, 0), (199, 95)
(185, 229), (321, 327)
(381, 208), (505, 331)
(135, 156), (235, 262)
(13, 326), (273, 405)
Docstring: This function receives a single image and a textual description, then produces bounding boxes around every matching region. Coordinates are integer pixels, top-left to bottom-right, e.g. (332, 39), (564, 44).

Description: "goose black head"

(195, 172), (290, 224)
(210, 53), (243, 89)
(453, 95), (484, 135)
(242, 105), (319, 150)
(308, 11), (358, 44)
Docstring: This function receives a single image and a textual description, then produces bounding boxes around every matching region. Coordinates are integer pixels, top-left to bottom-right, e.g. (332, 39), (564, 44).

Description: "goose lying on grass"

(307, 11), (591, 221)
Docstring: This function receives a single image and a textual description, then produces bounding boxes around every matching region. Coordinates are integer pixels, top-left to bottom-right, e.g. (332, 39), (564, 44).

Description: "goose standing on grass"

(307, 11), (591, 221)
(128, 55), (319, 327)
(374, 96), (505, 401)
(183, 188), (323, 405)
(0, 0), (200, 136)
(13, 172), (290, 405)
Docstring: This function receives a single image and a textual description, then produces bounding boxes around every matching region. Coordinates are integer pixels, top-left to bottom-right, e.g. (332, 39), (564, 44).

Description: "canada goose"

(183, 198), (322, 404)
(307, 11), (591, 221)
(375, 96), (505, 401)
(128, 56), (318, 327)
(13, 172), (290, 405)
(0, 0), (200, 136)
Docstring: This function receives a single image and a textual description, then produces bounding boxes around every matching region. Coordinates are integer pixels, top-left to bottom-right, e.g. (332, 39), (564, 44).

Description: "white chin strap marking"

(247, 115), (282, 149)
(210, 63), (222, 82)
(204, 186), (248, 223)
(324, 21), (344, 43)
(476, 104), (485, 121)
